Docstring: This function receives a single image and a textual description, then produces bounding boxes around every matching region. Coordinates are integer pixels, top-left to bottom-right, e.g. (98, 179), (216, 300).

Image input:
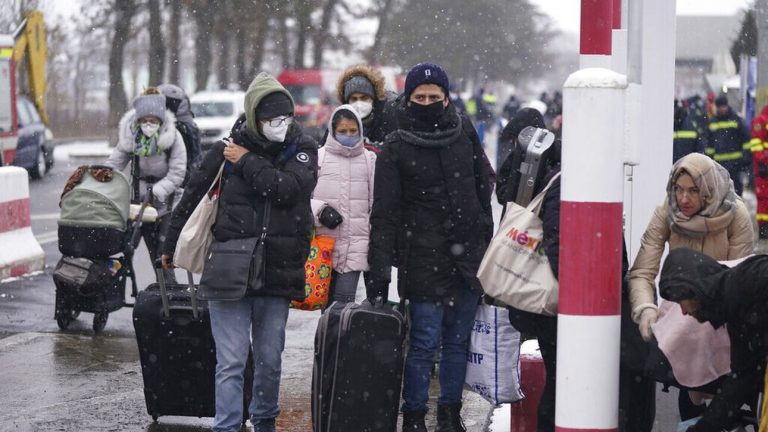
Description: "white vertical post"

(557, 69), (626, 432)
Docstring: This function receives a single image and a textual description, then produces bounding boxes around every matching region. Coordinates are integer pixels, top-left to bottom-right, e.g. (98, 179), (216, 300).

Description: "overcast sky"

(532, 0), (754, 33)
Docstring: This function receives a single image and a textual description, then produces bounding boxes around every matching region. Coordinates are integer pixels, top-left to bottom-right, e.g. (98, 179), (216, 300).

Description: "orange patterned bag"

(291, 235), (335, 311)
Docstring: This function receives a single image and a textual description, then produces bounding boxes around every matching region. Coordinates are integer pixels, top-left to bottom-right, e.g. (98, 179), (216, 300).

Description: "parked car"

(190, 90), (245, 151)
(12, 95), (54, 179)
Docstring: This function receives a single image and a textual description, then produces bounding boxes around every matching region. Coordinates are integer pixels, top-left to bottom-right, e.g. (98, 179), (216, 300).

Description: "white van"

(190, 90), (246, 151)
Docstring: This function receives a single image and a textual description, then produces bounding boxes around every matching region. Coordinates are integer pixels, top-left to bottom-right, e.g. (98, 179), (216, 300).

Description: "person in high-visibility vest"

(704, 94), (752, 196)
(751, 104), (768, 238)
(673, 99), (706, 162)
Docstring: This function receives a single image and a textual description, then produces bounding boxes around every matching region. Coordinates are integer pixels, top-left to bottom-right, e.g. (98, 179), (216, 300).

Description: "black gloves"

(364, 271), (388, 304)
(319, 205), (343, 229)
(759, 163), (768, 178)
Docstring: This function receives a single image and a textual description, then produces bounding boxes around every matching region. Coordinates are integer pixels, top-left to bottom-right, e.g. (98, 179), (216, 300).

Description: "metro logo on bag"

(477, 173), (560, 316)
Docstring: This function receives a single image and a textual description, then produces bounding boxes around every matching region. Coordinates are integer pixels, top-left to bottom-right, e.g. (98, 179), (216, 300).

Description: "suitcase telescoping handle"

(154, 260), (199, 320)
(126, 186), (153, 260)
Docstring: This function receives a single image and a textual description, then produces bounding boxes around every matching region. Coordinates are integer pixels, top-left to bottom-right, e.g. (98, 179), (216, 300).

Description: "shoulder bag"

(477, 173), (560, 316)
(173, 162), (225, 273)
(198, 200), (269, 301)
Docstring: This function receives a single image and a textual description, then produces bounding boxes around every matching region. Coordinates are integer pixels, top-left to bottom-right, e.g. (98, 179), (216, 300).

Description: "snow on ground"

(53, 141), (111, 161)
(489, 404), (511, 432)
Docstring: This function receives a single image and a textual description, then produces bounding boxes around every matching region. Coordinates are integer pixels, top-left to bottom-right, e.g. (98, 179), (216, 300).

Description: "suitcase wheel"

(92, 311), (108, 333)
(56, 308), (79, 330)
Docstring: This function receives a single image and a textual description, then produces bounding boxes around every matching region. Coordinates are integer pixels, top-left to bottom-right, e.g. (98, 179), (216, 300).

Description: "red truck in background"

(277, 67), (405, 138)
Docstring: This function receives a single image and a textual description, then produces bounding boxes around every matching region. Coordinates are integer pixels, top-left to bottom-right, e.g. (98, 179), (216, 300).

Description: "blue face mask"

(335, 134), (360, 147)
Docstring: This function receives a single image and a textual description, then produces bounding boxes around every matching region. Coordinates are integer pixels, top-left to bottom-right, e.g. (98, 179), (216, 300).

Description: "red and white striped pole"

(555, 1), (626, 431)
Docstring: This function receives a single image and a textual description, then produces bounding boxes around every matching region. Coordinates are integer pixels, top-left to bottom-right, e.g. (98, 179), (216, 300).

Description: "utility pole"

(758, 0), (768, 111)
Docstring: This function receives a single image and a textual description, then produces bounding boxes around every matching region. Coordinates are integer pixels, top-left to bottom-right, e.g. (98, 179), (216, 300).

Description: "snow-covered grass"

(53, 141), (111, 162)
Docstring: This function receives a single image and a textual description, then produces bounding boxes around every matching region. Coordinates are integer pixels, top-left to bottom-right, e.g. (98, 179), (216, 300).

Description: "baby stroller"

(54, 165), (154, 333)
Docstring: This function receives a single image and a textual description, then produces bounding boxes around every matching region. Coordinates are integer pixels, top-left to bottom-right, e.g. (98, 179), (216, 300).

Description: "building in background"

(675, 14), (742, 96)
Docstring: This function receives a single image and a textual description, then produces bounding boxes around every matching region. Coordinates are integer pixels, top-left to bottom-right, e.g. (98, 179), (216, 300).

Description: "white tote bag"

(464, 303), (524, 405)
(173, 163), (225, 273)
(477, 173), (560, 316)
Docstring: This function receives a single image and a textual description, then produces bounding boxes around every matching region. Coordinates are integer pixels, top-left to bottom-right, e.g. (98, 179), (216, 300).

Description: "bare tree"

(147, 0), (166, 85)
(191, 0), (214, 91)
(293, 2), (313, 69)
(167, 0), (181, 84)
(277, 14), (291, 69)
(213, 0), (233, 89)
(108, 0), (138, 145)
(312, 0), (340, 68)
(233, 0), (269, 89)
(366, 0), (396, 64)
(0, 0), (40, 33)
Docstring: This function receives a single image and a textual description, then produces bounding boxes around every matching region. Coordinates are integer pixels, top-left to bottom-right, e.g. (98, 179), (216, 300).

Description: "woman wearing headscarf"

(628, 152), (754, 420)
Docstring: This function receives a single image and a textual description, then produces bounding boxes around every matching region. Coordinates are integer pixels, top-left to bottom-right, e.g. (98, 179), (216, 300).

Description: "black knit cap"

(256, 92), (293, 120)
(404, 63), (450, 100)
(714, 94), (728, 107)
(500, 108), (545, 145)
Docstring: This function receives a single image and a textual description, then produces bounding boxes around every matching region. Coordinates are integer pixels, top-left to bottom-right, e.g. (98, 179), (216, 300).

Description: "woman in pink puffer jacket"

(311, 105), (376, 303)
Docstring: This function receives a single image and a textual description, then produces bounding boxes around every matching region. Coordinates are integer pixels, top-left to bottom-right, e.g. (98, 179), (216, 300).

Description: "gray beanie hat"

(343, 76), (375, 102)
(133, 93), (166, 123)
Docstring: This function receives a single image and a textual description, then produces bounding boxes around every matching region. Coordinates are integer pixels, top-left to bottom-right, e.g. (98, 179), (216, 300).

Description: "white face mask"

(351, 101), (373, 118)
(262, 122), (289, 142)
(140, 122), (160, 137)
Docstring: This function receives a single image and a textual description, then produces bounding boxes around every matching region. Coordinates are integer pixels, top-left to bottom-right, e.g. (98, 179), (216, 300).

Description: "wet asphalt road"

(0, 141), (683, 431)
(0, 150), (491, 431)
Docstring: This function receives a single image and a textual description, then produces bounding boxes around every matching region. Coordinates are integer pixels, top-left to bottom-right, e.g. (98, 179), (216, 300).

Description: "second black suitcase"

(312, 300), (407, 432)
(133, 270), (252, 421)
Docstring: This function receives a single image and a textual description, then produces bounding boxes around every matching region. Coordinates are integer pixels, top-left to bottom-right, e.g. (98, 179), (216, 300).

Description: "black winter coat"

(368, 102), (494, 301)
(363, 92), (400, 147)
(164, 116), (318, 301)
(660, 249), (768, 432)
(672, 116), (706, 163)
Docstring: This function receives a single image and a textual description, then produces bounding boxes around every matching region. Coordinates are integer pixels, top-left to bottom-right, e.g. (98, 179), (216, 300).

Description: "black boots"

(402, 409), (428, 431)
(435, 403), (466, 432)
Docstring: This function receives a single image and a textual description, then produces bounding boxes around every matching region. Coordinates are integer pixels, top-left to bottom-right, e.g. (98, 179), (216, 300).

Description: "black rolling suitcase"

(312, 299), (407, 432)
(133, 269), (252, 422)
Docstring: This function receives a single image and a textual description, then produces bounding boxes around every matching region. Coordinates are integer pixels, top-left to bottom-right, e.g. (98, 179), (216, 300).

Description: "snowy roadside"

(53, 140), (111, 161)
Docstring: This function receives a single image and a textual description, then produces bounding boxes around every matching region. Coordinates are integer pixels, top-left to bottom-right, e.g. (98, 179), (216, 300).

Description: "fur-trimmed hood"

(117, 109), (179, 153)
(336, 64), (387, 103)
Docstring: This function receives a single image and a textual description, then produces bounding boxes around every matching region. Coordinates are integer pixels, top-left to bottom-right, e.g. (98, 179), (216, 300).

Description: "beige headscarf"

(666, 153), (737, 238)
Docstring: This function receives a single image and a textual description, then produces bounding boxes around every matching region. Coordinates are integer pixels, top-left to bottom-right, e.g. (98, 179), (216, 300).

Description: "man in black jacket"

(660, 248), (767, 432)
(366, 63), (494, 432)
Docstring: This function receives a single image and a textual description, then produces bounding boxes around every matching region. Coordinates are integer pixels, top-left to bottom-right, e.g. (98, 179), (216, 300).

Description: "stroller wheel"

(93, 311), (109, 333)
(56, 308), (79, 330)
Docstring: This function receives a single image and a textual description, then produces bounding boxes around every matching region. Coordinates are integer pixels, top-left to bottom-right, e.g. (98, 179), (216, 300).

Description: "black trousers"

(139, 215), (176, 283)
(509, 304), (657, 432)
(508, 307), (557, 432)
